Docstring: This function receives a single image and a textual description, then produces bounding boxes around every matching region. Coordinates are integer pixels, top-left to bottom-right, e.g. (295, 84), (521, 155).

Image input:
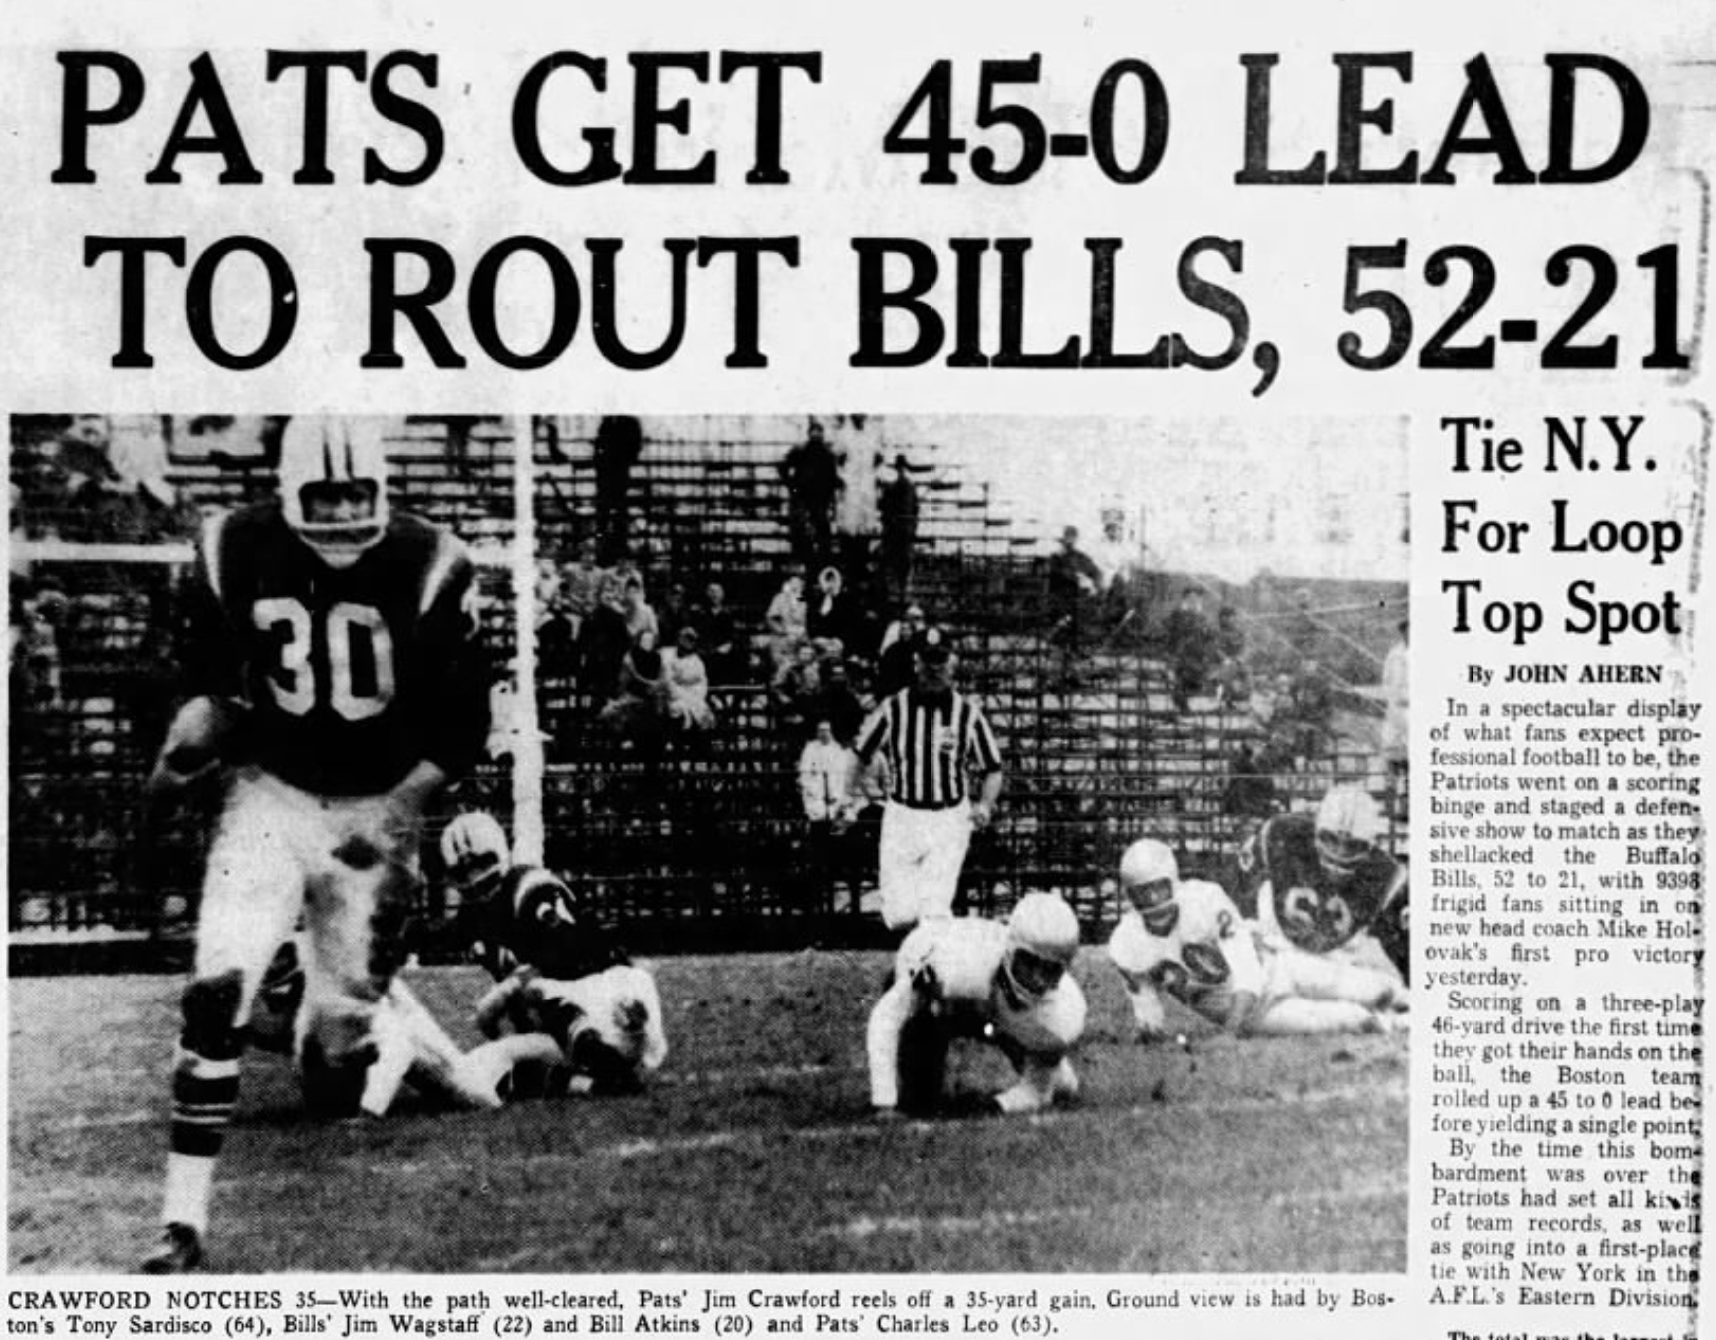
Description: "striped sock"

(162, 1048), (240, 1231)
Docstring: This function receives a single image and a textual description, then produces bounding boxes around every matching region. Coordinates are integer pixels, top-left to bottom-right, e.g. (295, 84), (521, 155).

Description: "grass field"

(10, 952), (1406, 1274)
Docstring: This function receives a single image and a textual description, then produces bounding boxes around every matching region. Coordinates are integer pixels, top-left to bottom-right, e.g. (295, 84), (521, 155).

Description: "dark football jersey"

(177, 502), (490, 797)
(1238, 812), (1408, 956)
(462, 865), (632, 984)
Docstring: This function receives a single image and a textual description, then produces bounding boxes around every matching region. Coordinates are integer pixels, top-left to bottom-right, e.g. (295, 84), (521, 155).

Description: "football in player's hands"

(153, 696), (245, 784)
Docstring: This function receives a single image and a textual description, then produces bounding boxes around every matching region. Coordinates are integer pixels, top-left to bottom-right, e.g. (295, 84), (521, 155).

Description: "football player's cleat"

(1000, 892), (1080, 1005)
(278, 416), (390, 568)
(299, 1034), (378, 1118)
(140, 1222), (204, 1275)
(1315, 787), (1381, 876)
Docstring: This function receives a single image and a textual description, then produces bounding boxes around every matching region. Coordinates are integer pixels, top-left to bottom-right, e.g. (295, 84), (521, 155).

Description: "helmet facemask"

(297, 478), (383, 567)
(1127, 876), (1180, 936)
(1315, 827), (1373, 877)
(279, 417), (390, 568)
(999, 892), (1080, 1007)
(1001, 945), (1067, 1007)
(447, 849), (505, 903)
(1314, 788), (1382, 878)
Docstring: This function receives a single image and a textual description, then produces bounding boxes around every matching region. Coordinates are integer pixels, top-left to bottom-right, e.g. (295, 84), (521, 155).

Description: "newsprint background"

(1, 0), (1711, 1337)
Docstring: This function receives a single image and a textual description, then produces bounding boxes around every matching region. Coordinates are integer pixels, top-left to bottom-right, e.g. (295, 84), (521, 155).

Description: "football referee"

(854, 628), (1003, 931)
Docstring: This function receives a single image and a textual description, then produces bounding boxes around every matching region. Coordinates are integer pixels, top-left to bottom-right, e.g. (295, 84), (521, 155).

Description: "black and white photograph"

(10, 412), (1409, 1273)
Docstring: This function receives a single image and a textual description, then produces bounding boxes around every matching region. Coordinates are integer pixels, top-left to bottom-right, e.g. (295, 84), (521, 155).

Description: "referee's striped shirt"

(855, 688), (1002, 809)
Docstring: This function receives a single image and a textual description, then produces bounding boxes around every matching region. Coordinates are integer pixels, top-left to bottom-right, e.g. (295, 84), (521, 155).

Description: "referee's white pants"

(877, 799), (972, 930)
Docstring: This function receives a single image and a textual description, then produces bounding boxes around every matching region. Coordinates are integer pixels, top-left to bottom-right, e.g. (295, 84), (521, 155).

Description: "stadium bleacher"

(9, 413), (1406, 964)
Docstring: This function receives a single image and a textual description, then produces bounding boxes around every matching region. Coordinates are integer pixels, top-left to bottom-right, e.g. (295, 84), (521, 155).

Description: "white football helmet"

(278, 416), (389, 567)
(1119, 838), (1181, 934)
(440, 811), (509, 899)
(1002, 892), (1080, 1004)
(1315, 787), (1381, 876)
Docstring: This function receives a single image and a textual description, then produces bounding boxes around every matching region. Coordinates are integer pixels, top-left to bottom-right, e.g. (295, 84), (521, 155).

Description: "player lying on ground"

(440, 812), (668, 1099)
(1109, 839), (1405, 1042)
(868, 892), (1084, 1117)
(142, 417), (491, 1274)
(1236, 785), (1410, 982)
(248, 940), (508, 1116)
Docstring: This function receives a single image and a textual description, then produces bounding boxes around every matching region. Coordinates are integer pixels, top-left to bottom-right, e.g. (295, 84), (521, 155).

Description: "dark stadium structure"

(9, 414), (1406, 969)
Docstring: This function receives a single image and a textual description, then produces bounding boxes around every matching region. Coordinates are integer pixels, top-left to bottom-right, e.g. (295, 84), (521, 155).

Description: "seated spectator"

(1222, 742), (1277, 819)
(771, 639), (823, 736)
(657, 581), (691, 648)
(1211, 654), (1252, 710)
(579, 578), (633, 704)
(619, 570), (658, 646)
(807, 565), (863, 662)
(599, 629), (669, 743)
(1047, 525), (1104, 656)
(537, 601), (580, 683)
(1251, 671), (1293, 732)
(692, 581), (746, 683)
(765, 572), (808, 670)
(559, 540), (606, 641)
(663, 628), (717, 734)
(10, 582), (65, 710)
(876, 603), (926, 695)
(814, 656), (866, 744)
(1284, 660), (1336, 767)
(1162, 587), (1218, 711)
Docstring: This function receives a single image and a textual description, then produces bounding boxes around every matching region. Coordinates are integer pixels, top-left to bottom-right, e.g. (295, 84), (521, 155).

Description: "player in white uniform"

(247, 938), (511, 1118)
(1108, 839), (1404, 1042)
(439, 813), (668, 1098)
(868, 892), (1085, 1116)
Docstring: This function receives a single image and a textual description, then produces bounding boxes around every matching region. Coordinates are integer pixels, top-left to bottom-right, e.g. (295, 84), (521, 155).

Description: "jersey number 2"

(253, 598), (395, 720)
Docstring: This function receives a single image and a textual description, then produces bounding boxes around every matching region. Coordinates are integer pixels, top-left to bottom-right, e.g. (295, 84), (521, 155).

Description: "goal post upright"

(508, 414), (546, 867)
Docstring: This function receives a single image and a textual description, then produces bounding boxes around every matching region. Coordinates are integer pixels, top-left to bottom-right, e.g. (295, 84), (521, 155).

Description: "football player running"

(438, 812), (667, 1099)
(868, 892), (1085, 1117)
(1236, 786), (1410, 982)
(142, 418), (491, 1274)
(1109, 839), (1404, 1044)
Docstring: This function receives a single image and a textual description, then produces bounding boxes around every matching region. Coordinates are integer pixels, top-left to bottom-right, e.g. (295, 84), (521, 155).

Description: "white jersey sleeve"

(1177, 880), (1264, 1000)
(1107, 912), (1170, 1035)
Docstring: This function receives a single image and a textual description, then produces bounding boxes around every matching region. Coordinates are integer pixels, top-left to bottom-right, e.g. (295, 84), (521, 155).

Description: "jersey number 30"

(253, 597), (395, 720)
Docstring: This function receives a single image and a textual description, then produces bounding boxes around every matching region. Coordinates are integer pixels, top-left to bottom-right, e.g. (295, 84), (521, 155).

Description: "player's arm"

(149, 524), (250, 794)
(473, 967), (532, 1039)
(388, 542), (491, 837)
(852, 701), (894, 797)
(1107, 922), (1171, 1041)
(968, 708), (1004, 829)
(866, 942), (933, 1111)
(1215, 917), (1264, 1037)
(415, 541), (493, 787)
(1121, 966), (1173, 1041)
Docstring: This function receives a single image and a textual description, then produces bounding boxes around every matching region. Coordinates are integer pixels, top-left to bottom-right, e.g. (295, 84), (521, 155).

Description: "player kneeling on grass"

(1236, 786), (1410, 984)
(440, 812), (667, 1099)
(1109, 839), (1404, 1044)
(868, 891), (1085, 1117)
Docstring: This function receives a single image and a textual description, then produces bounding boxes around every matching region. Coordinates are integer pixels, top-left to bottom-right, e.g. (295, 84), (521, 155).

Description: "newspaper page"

(2, 1), (1709, 1338)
